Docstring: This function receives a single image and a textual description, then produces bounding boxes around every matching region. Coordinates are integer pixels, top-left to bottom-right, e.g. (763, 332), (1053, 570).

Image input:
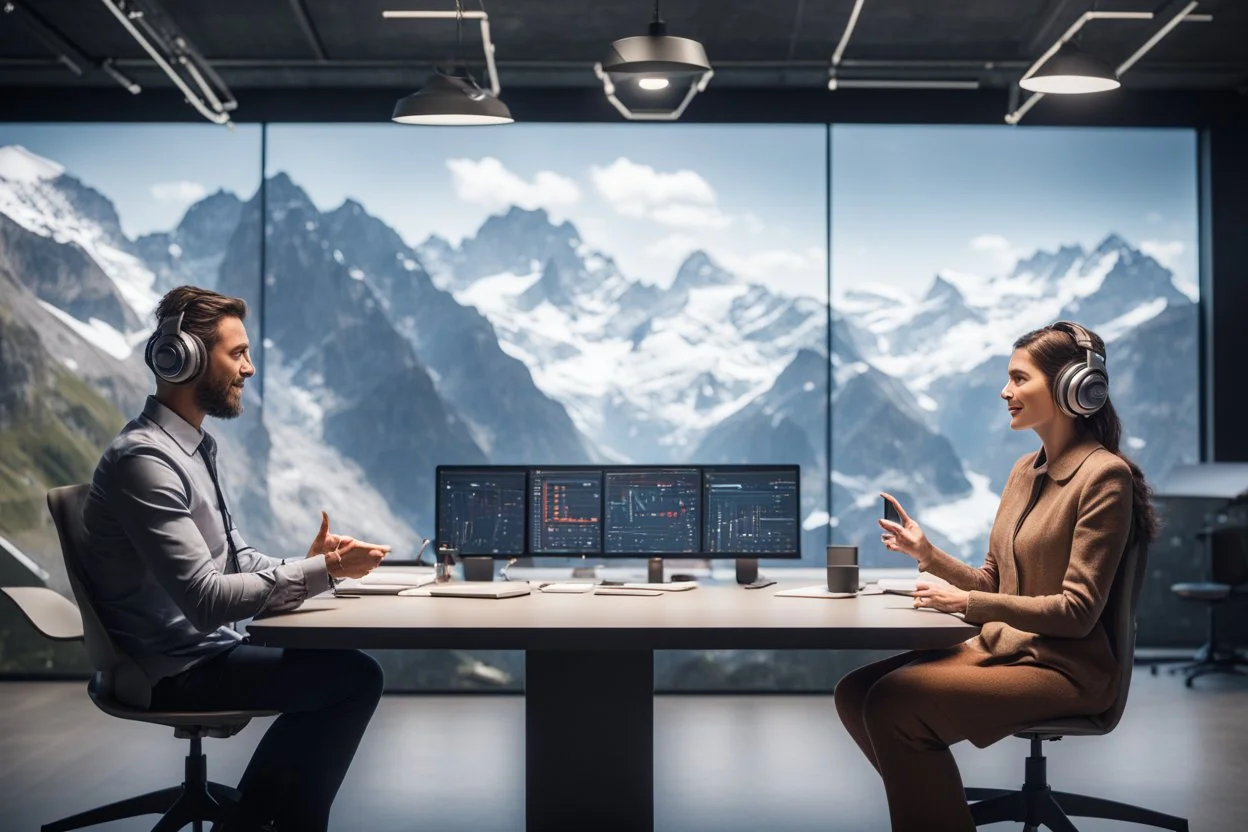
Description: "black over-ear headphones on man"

(1050, 320), (1109, 418)
(144, 312), (207, 384)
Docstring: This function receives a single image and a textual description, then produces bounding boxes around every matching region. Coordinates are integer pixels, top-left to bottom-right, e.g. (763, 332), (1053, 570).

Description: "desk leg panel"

(525, 650), (653, 832)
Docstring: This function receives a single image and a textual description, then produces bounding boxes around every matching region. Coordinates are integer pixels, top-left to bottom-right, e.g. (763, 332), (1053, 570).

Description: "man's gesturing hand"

(308, 512), (391, 579)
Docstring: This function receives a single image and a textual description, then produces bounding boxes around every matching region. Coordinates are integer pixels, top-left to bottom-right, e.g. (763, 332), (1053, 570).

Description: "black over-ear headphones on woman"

(1050, 320), (1109, 418)
(143, 312), (207, 384)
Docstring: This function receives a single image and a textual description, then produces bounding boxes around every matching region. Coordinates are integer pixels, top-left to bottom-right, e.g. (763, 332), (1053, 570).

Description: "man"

(82, 285), (391, 832)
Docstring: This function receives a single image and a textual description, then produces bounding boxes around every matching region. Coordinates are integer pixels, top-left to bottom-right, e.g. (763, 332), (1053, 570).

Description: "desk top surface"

(246, 583), (978, 651)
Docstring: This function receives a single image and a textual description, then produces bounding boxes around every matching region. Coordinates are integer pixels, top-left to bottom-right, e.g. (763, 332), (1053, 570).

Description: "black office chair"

(28, 484), (277, 832)
(1163, 526), (1248, 686)
(963, 538), (1190, 832)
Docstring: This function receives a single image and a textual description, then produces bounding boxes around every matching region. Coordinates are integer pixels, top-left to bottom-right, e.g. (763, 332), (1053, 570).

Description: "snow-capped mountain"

(136, 189), (243, 294)
(0, 145), (158, 326)
(442, 207), (826, 468)
(0, 142), (1199, 569)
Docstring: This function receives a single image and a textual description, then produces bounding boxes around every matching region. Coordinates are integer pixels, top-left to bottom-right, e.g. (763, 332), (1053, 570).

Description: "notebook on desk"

(398, 583), (531, 599)
(337, 570), (436, 595)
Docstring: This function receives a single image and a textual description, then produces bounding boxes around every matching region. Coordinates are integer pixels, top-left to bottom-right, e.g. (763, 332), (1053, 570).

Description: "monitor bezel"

(600, 466), (705, 559)
(526, 465), (607, 557)
(434, 465), (530, 559)
(700, 464), (803, 560)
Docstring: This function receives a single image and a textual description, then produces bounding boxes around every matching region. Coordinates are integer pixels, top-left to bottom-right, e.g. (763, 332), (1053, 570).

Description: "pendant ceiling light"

(393, 71), (513, 124)
(1019, 42), (1120, 94)
(387, 2), (513, 126)
(594, 1), (713, 120)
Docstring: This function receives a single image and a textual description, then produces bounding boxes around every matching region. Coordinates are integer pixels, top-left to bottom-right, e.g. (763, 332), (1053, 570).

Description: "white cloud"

(651, 203), (732, 229)
(1140, 240), (1185, 269)
(590, 157), (732, 229)
(969, 234), (1011, 252)
(150, 180), (207, 204)
(446, 156), (580, 215)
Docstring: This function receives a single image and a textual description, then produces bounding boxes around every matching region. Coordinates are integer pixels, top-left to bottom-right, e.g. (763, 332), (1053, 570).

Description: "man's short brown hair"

(153, 286), (248, 353)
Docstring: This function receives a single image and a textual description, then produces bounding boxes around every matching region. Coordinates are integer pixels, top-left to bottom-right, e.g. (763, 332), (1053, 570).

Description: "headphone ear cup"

(180, 330), (207, 382)
(1054, 362), (1108, 417)
(1054, 362), (1084, 418)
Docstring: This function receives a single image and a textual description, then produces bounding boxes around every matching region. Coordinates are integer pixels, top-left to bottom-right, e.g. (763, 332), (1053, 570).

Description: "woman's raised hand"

(878, 492), (932, 566)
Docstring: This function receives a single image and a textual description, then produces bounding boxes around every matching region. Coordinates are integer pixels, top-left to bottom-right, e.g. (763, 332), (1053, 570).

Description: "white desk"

(247, 583), (977, 832)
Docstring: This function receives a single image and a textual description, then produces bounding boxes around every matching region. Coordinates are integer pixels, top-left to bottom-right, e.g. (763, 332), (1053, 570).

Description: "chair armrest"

(0, 586), (84, 641)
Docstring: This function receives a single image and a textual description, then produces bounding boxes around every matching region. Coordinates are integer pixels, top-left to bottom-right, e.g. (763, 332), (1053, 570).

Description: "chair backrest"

(1088, 532), (1148, 734)
(47, 484), (152, 708)
(1210, 528), (1248, 587)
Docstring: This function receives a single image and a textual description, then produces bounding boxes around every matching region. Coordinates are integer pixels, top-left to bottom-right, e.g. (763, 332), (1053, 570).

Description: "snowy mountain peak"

(673, 250), (736, 291)
(1010, 242), (1084, 283)
(923, 274), (966, 305)
(1092, 232), (1131, 257)
(0, 145), (64, 183)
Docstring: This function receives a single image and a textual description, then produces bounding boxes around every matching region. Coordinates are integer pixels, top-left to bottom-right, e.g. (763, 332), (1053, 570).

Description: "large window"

(830, 126), (1200, 568)
(0, 123), (1201, 686)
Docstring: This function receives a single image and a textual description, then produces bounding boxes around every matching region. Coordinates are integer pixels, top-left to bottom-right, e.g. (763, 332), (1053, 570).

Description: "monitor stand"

(735, 558), (758, 585)
(647, 557), (664, 584)
(462, 557), (494, 582)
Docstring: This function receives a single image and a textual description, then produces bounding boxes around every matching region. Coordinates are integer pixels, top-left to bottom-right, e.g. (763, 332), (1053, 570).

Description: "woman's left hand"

(912, 582), (969, 614)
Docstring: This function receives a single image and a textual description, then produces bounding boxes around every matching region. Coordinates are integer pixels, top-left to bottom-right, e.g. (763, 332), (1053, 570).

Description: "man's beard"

(195, 373), (244, 419)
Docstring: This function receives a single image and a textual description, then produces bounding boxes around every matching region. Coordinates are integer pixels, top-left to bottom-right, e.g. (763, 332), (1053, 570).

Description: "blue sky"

(0, 122), (1197, 299)
(832, 125), (1198, 296)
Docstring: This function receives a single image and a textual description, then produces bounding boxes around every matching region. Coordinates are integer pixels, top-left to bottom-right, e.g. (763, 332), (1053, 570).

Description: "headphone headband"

(1051, 320), (1097, 354)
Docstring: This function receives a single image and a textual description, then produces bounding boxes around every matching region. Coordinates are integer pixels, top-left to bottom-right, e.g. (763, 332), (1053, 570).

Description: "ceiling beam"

(288, 0), (329, 61)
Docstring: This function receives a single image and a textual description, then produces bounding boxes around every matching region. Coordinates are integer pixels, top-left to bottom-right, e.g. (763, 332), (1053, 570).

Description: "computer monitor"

(603, 467), (701, 556)
(435, 467), (527, 557)
(529, 468), (603, 555)
(702, 466), (801, 557)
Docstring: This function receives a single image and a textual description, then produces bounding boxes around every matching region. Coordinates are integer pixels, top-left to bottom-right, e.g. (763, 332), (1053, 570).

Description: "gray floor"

(1, 668), (1245, 831)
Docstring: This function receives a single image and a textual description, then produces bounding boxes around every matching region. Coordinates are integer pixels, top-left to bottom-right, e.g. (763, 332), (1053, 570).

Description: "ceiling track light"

(98, 0), (234, 124)
(593, 0), (713, 121)
(385, 5), (513, 125)
(1007, 2), (1210, 124)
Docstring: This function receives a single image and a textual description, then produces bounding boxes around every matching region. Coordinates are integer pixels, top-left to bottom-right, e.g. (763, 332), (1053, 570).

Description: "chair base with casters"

(966, 732), (1188, 832)
(41, 674), (276, 832)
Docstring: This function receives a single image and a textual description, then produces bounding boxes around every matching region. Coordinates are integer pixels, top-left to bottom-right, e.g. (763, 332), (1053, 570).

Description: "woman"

(834, 321), (1157, 831)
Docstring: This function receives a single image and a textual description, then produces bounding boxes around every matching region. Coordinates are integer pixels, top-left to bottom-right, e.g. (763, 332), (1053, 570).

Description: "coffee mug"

(827, 564), (860, 594)
(826, 544), (858, 567)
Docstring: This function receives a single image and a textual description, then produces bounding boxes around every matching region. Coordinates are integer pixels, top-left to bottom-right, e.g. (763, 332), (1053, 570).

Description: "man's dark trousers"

(152, 644), (384, 831)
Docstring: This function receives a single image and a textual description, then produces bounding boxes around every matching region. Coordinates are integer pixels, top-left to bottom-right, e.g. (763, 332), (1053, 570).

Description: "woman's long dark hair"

(1013, 324), (1158, 543)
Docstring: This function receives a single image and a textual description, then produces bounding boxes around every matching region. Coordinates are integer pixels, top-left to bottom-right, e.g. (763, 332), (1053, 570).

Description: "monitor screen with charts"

(529, 468), (603, 555)
(603, 468), (701, 556)
(702, 466), (801, 557)
(436, 467), (527, 556)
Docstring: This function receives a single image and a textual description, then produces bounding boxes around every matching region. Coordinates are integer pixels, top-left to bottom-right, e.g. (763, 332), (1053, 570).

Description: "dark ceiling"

(2, 0), (1245, 96)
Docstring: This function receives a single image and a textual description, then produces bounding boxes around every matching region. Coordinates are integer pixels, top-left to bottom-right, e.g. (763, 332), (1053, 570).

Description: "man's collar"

(141, 396), (207, 457)
(1032, 437), (1106, 482)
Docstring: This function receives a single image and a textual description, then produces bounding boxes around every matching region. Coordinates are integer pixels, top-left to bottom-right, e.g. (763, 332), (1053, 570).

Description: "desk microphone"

(413, 537), (431, 566)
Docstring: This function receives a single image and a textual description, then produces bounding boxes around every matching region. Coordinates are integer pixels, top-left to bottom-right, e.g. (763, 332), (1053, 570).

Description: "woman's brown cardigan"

(920, 437), (1133, 727)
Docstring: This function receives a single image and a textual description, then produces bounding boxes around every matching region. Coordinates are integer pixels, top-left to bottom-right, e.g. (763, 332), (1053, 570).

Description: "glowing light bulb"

(637, 76), (670, 91)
